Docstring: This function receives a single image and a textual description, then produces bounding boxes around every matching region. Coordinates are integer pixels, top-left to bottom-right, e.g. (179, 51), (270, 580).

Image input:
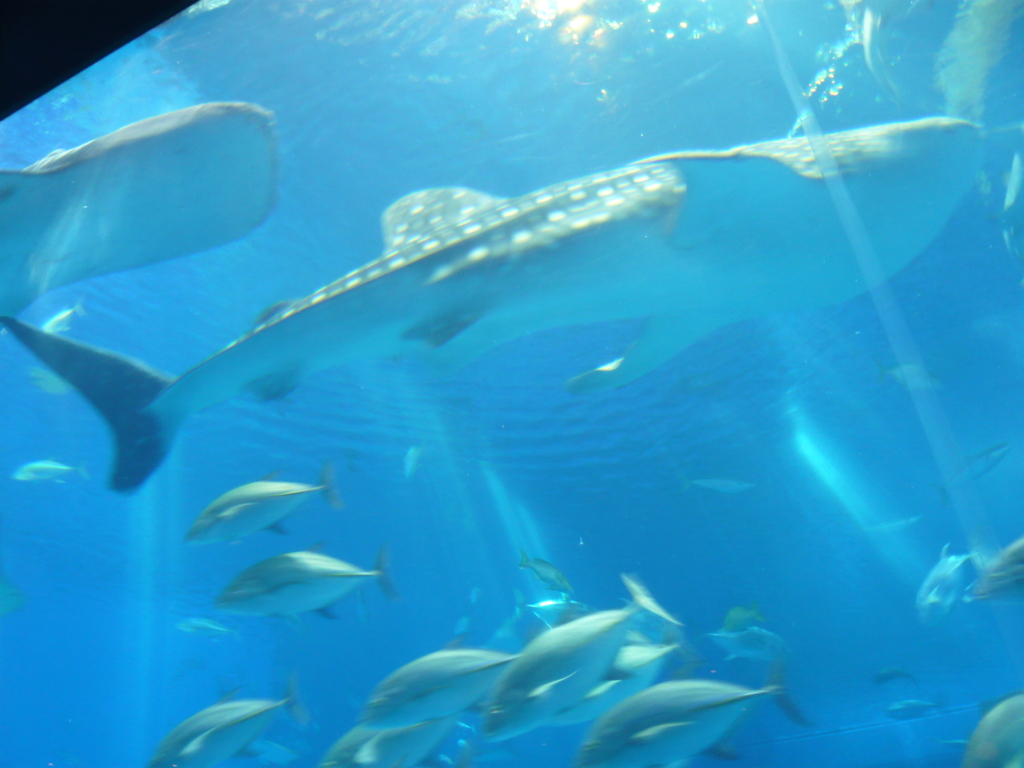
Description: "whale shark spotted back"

(0, 117), (983, 491)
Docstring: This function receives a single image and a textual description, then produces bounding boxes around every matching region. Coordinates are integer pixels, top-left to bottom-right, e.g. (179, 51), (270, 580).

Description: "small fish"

(575, 675), (805, 767)
(886, 698), (940, 720)
(518, 549), (573, 594)
(484, 575), (678, 741)
(687, 478), (755, 493)
(149, 680), (304, 768)
(721, 602), (764, 632)
(972, 534), (1024, 600)
(186, 462), (341, 544)
(876, 360), (940, 391)
(28, 367), (72, 394)
(176, 617), (237, 639)
(861, 7), (902, 105)
(362, 647), (518, 729)
(873, 667), (918, 686)
(11, 460), (87, 482)
(551, 638), (679, 725)
(404, 446), (423, 479)
(40, 301), (84, 334)
(916, 543), (970, 624)
(867, 515), (923, 534)
(962, 442), (1010, 481)
(217, 545), (397, 618)
(708, 627), (787, 662)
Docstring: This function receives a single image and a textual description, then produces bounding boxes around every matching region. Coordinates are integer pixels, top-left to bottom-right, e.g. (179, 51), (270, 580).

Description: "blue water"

(1, 1), (1023, 767)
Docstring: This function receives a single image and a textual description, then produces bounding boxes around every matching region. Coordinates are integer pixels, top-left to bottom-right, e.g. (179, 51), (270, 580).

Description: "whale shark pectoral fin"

(565, 314), (710, 394)
(403, 312), (482, 349)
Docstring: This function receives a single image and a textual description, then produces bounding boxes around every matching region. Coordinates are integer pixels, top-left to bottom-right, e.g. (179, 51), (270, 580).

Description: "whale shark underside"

(0, 117), (982, 491)
(0, 102), (277, 315)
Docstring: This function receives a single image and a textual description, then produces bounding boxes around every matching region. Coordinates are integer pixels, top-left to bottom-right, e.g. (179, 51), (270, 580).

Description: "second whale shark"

(0, 117), (982, 491)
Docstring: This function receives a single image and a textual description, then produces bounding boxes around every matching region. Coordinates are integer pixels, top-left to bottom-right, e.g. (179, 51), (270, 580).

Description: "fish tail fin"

(284, 672), (310, 725)
(767, 660), (812, 727)
(319, 461), (344, 510)
(374, 545), (399, 601)
(518, 549), (531, 568)
(0, 317), (175, 492)
(621, 573), (682, 625)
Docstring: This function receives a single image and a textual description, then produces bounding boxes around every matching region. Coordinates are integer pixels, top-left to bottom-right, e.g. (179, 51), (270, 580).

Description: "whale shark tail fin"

(0, 317), (175, 492)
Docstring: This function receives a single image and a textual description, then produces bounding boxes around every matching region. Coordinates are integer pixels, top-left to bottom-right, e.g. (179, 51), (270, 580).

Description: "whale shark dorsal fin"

(381, 187), (505, 249)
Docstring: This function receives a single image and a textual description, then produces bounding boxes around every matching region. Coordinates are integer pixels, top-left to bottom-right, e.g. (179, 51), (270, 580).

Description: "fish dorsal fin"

(621, 573), (682, 626)
(585, 680), (619, 700)
(216, 686), (242, 704)
(529, 671), (577, 699)
(381, 188), (504, 250)
(181, 730), (213, 758)
(630, 721), (693, 743)
(260, 470), (282, 482)
(941, 543), (950, 559)
(306, 542), (327, 553)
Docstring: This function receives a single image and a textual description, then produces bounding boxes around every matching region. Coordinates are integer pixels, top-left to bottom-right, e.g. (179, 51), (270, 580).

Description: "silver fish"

(40, 301), (84, 334)
(319, 715), (458, 768)
(148, 682), (301, 768)
(518, 549), (573, 593)
(550, 639), (678, 726)
(687, 478), (754, 493)
(176, 617), (237, 638)
(708, 626), (787, 662)
(885, 698), (940, 720)
(11, 459), (85, 482)
(216, 546), (396, 617)
(0, 118), (982, 492)
(186, 462), (341, 543)
(362, 647), (518, 729)
(484, 575), (679, 741)
(0, 103), (276, 316)
(575, 679), (779, 767)
(916, 543), (970, 624)
(963, 691), (1024, 768)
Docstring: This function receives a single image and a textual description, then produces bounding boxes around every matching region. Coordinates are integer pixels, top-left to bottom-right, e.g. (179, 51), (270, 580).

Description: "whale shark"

(0, 101), (277, 316)
(0, 117), (982, 491)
